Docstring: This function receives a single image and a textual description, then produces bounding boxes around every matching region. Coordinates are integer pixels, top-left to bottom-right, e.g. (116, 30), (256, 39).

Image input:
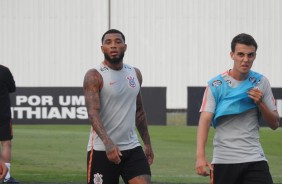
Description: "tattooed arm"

(134, 67), (154, 165)
(83, 69), (122, 164)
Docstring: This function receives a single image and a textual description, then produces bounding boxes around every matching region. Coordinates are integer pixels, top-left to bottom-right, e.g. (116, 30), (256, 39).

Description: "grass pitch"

(9, 120), (282, 183)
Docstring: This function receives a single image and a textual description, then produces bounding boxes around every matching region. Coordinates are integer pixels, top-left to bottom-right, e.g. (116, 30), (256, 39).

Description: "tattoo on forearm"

(83, 69), (113, 149)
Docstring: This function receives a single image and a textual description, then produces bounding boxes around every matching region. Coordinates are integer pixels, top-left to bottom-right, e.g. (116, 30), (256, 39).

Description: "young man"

(83, 29), (154, 184)
(0, 65), (18, 183)
(196, 33), (280, 184)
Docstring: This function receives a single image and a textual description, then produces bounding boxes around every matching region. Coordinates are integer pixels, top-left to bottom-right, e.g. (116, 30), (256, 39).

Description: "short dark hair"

(101, 29), (125, 43)
(231, 33), (258, 52)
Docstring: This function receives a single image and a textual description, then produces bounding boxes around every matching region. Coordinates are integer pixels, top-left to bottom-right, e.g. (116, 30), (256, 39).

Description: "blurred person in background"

(196, 33), (280, 184)
(0, 65), (18, 183)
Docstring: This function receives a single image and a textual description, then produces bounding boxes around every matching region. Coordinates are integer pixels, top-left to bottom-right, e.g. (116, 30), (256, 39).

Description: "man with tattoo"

(83, 29), (154, 184)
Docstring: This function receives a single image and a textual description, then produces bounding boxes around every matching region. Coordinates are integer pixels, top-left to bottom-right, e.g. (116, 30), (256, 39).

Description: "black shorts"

(0, 119), (13, 141)
(211, 161), (273, 184)
(87, 146), (151, 184)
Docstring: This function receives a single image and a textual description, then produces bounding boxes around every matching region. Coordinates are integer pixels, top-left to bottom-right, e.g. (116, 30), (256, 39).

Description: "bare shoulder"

(83, 68), (103, 90)
(133, 67), (142, 84)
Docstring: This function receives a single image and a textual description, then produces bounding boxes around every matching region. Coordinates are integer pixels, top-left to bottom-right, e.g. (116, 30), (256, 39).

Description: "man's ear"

(230, 51), (234, 59)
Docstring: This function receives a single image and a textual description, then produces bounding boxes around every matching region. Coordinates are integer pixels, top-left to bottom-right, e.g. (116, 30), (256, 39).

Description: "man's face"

(101, 33), (127, 64)
(230, 43), (256, 74)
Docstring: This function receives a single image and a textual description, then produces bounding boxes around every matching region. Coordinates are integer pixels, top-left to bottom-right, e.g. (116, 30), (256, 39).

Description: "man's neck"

(103, 60), (123, 70)
(229, 69), (249, 81)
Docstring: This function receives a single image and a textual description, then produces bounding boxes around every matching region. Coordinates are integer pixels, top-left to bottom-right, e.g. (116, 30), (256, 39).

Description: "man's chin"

(109, 59), (122, 64)
(104, 53), (124, 64)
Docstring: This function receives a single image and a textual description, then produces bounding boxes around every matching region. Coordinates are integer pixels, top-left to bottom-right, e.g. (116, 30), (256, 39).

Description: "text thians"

(11, 95), (87, 119)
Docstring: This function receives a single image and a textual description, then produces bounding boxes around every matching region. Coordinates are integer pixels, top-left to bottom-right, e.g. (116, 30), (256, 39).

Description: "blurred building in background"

(1, 0), (281, 124)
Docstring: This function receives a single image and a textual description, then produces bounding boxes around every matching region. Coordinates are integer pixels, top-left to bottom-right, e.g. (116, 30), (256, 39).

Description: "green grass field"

(9, 114), (282, 183)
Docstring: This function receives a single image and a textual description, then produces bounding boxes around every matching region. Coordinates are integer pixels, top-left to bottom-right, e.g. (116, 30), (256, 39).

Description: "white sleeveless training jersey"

(87, 63), (141, 151)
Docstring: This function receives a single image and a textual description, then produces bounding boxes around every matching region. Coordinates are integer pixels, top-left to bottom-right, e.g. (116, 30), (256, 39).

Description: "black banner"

(10, 87), (87, 124)
(141, 87), (166, 125)
(187, 87), (282, 126)
(10, 87), (166, 125)
(187, 87), (205, 126)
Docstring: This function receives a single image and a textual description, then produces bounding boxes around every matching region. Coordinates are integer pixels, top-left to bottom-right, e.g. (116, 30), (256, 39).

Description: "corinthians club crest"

(93, 173), (103, 184)
(127, 76), (136, 88)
